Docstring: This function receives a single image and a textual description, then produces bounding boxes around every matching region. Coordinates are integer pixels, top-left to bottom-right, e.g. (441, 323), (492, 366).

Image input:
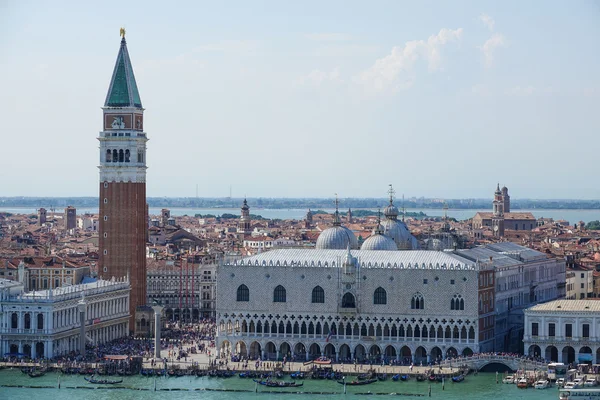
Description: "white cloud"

(479, 13), (495, 31)
(305, 33), (351, 42)
(356, 28), (463, 93)
(298, 67), (342, 86)
(480, 33), (506, 68)
(505, 85), (535, 96)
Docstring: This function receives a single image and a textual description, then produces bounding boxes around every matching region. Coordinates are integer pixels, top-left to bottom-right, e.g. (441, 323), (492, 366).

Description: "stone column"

(152, 305), (164, 360)
(77, 299), (87, 357)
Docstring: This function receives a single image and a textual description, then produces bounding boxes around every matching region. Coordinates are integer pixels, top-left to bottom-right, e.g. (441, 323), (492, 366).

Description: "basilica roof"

(361, 233), (398, 251)
(105, 37), (143, 108)
(315, 225), (359, 250)
(229, 248), (476, 270)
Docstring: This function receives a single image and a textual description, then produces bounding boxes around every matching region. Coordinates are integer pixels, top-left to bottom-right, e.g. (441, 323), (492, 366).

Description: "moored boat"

(253, 379), (303, 388)
(85, 375), (123, 384)
(28, 370), (46, 378)
(337, 378), (377, 386)
(452, 374), (465, 383)
(517, 377), (529, 388)
(534, 379), (549, 389)
(502, 375), (515, 384)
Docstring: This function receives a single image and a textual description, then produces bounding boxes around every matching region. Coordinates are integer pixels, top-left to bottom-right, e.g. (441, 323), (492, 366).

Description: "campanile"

(98, 29), (147, 330)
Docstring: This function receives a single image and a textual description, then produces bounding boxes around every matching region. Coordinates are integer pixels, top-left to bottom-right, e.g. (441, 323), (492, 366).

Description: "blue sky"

(1, 0), (599, 199)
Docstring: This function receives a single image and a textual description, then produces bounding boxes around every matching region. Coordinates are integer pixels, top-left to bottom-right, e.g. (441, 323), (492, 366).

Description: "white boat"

(557, 378), (566, 388)
(502, 375), (515, 384)
(534, 379), (549, 389)
(565, 382), (576, 389)
(559, 388), (600, 400)
(573, 378), (585, 388)
(585, 379), (598, 387)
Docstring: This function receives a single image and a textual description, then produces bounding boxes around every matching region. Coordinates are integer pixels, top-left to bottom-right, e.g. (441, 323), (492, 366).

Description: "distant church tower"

(304, 209), (313, 229)
(98, 30), (148, 330)
(492, 183), (505, 237)
(238, 198), (252, 234)
(501, 185), (510, 213)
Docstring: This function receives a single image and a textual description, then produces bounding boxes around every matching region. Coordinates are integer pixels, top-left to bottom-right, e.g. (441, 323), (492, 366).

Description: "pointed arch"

(236, 284), (249, 302)
(312, 286), (325, 303)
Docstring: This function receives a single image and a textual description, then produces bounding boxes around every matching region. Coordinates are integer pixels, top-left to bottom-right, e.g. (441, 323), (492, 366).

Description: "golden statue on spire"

(120, 27), (126, 38)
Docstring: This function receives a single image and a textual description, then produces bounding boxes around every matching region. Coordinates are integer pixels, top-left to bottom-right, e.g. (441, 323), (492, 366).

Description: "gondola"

(392, 374), (400, 381)
(428, 375), (437, 382)
(416, 374), (426, 382)
(400, 374), (409, 381)
(28, 370), (46, 378)
(253, 379), (304, 388)
(452, 374), (465, 383)
(85, 375), (123, 384)
(290, 372), (305, 379)
(338, 378), (378, 386)
(377, 373), (388, 381)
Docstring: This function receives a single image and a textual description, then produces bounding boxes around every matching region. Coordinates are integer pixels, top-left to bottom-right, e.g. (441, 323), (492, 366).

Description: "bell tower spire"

(98, 31), (148, 332)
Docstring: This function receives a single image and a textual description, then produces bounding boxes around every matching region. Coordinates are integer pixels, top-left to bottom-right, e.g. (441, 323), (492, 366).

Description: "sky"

(1, 0), (599, 199)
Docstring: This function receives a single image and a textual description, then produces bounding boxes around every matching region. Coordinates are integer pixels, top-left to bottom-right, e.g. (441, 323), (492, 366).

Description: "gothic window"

(106, 149), (112, 162)
(236, 284), (249, 302)
(273, 285), (286, 302)
(411, 293), (424, 309)
(112, 149), (118, 162)
(312, 286), (324, 303)
(374, 287), (387, 305)
(451, 294), (464, 310)
(118, 149), (124, 162)
(125, 149), (130, 162)
(341, 292), (356, 308)
(11, 313), (17, 329)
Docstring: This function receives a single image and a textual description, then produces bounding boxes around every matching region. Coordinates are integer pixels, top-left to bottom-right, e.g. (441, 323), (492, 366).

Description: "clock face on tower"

(494, 225), (499, 232)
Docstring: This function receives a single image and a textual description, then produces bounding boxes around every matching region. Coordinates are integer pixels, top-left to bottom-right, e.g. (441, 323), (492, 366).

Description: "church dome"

(316, 226), (358, 250)
(384, 204), (399, 219)
(381, 219), (417, 250)
(361, 233), (398, 251)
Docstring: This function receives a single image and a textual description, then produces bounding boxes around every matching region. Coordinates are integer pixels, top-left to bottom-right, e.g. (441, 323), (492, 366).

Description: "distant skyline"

(1, 1), (599, 199)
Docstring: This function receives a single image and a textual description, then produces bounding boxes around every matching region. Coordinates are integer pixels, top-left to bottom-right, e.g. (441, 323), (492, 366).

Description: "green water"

(0, 370), (558, 399)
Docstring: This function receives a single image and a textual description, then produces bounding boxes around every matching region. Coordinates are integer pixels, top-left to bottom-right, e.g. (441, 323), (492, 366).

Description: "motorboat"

(517, 377), (529, 388)
(534, 379), (549, 389)
(585, 378), (598, 387)
(573, 378), (584, 388)
(557, 378), (566, 388)
(564, 382), (576, 389)
(502, 375), (515, 384)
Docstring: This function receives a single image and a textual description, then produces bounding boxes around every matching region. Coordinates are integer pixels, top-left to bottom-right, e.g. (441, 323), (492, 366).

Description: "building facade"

(147, 254), (218, 321)
(217, 249), (486, 363)
(455, 242), (565, 353)
(98, 32), (148, 330)
(0, 278), (129, 359)
(524, 299), (600, 364)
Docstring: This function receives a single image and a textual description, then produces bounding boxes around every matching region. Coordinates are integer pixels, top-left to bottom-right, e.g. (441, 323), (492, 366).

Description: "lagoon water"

(1, 207), (600, 224)
(0, 369), (559, 400)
